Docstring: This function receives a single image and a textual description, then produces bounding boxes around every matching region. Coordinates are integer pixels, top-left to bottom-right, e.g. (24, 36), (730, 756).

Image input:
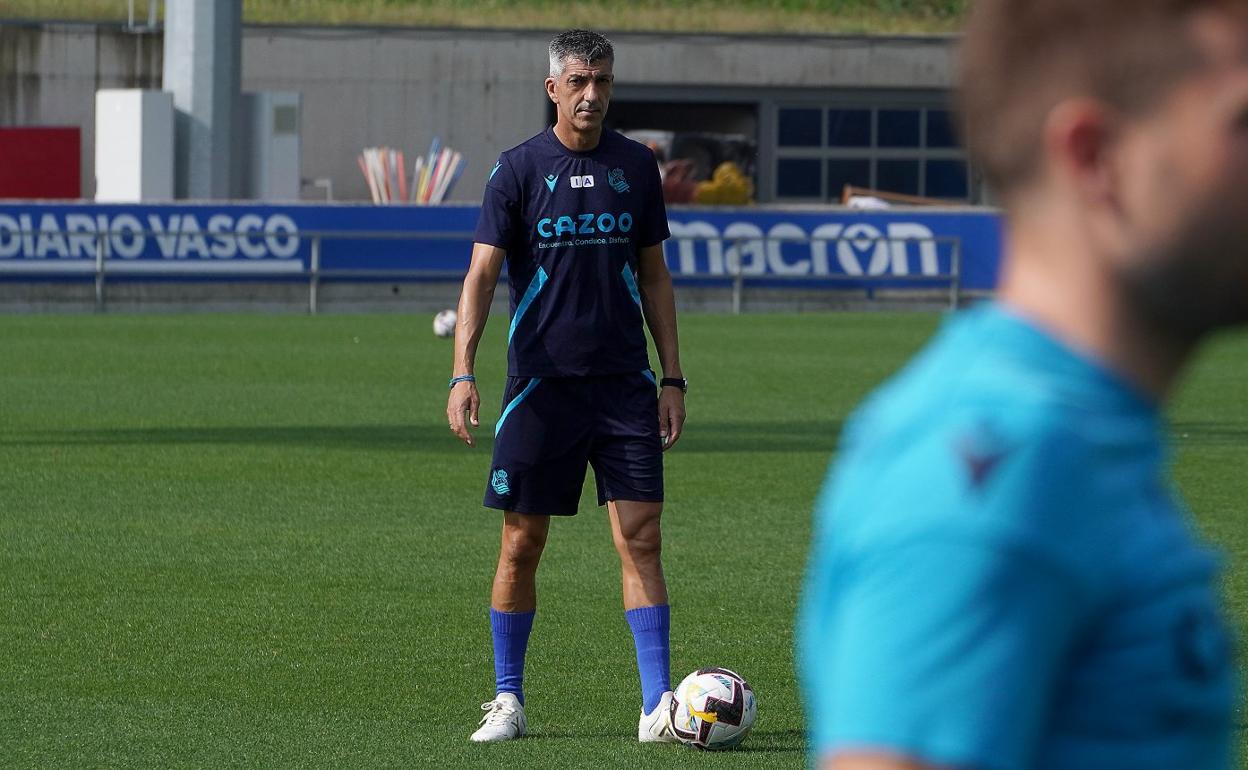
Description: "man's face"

(546, 58), (614, 133)
(1113, 11), (1248, 336)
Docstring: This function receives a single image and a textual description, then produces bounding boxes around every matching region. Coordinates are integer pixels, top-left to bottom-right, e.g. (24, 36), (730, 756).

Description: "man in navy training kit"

(799, 1), (1244, 769)
(446, 29), (686, 743)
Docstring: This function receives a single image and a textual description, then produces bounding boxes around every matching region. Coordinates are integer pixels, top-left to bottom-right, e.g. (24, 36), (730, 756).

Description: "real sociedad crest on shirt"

(608, 168), (630, 193)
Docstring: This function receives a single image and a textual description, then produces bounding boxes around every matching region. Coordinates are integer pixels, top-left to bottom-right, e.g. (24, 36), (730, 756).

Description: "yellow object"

(693, 161), (754, 205)
(690, 705), (719, 724)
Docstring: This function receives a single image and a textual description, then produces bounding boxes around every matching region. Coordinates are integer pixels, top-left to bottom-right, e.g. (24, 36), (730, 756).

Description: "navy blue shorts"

(484, 371), (664, 517)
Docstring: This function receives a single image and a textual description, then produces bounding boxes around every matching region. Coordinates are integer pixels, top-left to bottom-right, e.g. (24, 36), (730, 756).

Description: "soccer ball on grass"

(432, 308), (456, 338)
(670, 667), (757, 750)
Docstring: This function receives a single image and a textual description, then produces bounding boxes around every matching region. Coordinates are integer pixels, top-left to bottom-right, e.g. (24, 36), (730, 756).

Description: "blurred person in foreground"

(798, 1), (1243, 768)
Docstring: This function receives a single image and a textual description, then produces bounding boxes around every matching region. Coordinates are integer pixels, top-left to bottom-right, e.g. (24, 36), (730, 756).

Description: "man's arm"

(799, 534), (1083, 770)
(446, 242), (506, 447)
(823, 754), (948, 770)
(636, 243), (685, 450)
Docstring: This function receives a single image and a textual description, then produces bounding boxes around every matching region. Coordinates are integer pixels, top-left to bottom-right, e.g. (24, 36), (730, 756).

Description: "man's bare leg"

(610, 500), (675, 740)
(471, 511), (550, 743)
(609, 500), (668, 609)
(492, 511), (550, 611)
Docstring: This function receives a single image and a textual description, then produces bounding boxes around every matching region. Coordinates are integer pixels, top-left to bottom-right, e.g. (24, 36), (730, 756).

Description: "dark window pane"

(776, 158), (823, 198)
(925, 159), (969, 199)
(878, 109), (921, 147)
(778, 108), (822, 147)
(827, 159), (871, 199)
(926, 109), (959, 148)
(827, 109), (871, 147)
(877, 159), (920, 196)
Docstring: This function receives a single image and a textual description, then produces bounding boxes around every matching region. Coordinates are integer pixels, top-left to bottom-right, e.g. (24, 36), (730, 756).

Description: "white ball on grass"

(432, 309), (457, 338)
(670, 667), (757, 750)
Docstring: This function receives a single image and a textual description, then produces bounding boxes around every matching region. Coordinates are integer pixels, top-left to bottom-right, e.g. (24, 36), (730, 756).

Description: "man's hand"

(445, 242), (504, 448)
(658, 386), (685, 451)
(447, 380), (481, 447)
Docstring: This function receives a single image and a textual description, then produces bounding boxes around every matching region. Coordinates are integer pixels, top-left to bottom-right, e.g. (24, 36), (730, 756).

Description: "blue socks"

(626, 604), (671, 714)
(490, 605), (669, 713)
(490, 608), (535, 705)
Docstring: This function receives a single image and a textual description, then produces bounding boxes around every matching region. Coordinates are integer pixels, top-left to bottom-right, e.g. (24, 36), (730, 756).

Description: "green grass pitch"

(1, 311), (1244, 768)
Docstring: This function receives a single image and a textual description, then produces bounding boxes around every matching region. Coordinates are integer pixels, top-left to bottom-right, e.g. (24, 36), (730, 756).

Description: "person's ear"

(1043, 98), (1122, 212)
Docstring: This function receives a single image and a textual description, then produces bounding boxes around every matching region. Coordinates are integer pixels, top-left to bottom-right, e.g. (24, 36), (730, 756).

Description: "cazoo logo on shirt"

(536, 211), (634, 239)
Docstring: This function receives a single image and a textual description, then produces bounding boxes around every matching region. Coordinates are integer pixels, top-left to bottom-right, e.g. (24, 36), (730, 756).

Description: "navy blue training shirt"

(474, 127), (670, 377)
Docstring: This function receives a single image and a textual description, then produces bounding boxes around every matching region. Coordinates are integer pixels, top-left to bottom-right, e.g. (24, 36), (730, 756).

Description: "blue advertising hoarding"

(0, 203), (1003, 290)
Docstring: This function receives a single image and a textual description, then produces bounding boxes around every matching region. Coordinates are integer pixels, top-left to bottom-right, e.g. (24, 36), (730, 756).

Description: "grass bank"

(4, 0), (967, 35)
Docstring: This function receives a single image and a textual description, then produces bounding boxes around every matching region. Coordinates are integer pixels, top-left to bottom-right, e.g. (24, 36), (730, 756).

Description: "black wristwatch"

(660, 377), (688, 393)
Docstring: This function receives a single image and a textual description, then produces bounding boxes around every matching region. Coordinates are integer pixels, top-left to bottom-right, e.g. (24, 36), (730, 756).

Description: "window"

(776, 158), (822, 198)
(827, 110), (871, 148)
(925, 159), (969, 199)
(778, 108), (822, 147)
(774, 103), (970, 202)
(827, 159), (871, 197)
(877, 110), (921, 148)
(926, 110), (959, 149)
(877, 159), (920, 196)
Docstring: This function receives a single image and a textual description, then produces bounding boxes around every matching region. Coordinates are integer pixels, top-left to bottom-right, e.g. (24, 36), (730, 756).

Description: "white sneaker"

(638, 690), (678, 743)
(470, 692), (526, 742)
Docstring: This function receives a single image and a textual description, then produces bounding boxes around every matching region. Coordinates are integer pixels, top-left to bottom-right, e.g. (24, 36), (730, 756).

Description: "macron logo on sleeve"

(489, 162), (502, 181)
(955, 427), (1011, 489)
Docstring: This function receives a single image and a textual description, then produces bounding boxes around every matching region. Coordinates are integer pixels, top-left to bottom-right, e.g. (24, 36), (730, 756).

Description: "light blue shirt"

(798, 303), (1235, 770)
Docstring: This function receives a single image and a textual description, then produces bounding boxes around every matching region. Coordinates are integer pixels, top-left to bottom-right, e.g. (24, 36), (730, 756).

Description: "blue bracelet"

(448, 374), (476, 389)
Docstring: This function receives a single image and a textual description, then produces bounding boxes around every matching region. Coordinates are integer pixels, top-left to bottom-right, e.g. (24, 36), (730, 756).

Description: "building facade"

(1, 20), (961, 203)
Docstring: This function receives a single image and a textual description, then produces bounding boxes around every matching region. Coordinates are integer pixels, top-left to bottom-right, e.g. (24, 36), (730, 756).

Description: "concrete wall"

(242, 26), (547, 203)
(0, 22), (162, 199)
(0, 20), (956, 202)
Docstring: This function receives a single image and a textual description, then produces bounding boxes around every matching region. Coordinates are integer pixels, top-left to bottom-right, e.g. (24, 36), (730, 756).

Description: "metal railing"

(0, 228), (962, 314)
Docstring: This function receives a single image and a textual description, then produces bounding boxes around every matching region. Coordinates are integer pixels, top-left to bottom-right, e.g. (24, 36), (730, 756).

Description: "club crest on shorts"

(608, 168), (630, 193)
(490, 468), (511, 496)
